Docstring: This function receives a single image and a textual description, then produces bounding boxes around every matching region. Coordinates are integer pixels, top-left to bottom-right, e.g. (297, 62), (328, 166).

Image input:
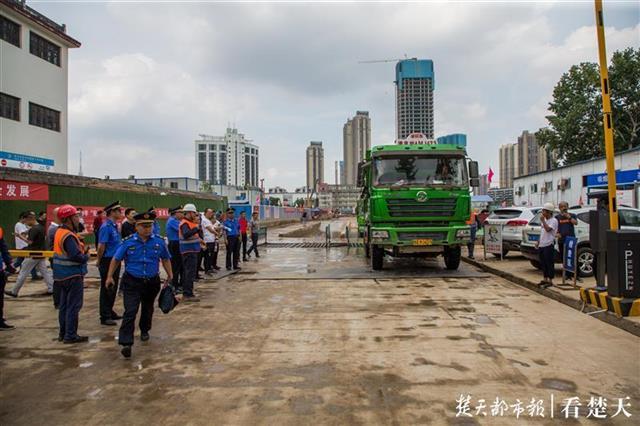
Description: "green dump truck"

(357, 139), (479, 270)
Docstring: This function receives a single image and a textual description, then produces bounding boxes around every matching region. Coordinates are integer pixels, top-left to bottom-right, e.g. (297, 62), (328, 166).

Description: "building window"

(30, 31), (61, 66)
(169, 182), (178, 189)
(198, 144), (206, 150)
(29, 102), (60, 131)
(0, 15), (20, 47)
(530, 183), (538, 193)
(0, 92), (20, 121)
(198, 152), (206, 181)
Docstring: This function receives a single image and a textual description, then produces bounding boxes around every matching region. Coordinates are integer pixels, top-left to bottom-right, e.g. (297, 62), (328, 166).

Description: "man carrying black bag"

(106, 211), (172, 359)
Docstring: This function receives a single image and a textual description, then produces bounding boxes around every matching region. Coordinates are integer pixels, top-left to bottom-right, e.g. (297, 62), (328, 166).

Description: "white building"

(266, 186), (310, 206)
(343, 111), (370, 185)
(513, 147), (640, 208)
(0, 0), (80, 173)
(115, 176), (202, 193)
(306, 141), (324, 190)
(317, 183), (359, 212)
(195, 128), (259, 188)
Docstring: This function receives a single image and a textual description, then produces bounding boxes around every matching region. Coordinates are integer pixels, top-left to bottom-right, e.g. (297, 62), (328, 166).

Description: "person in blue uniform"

(106, 211), (172, 359)
(0, 226), (17, 330)
(223, 208), (241, 271)
(165, 206), (184, 292)
(146, 206), (161, 236)
(96, 201), (123, 326)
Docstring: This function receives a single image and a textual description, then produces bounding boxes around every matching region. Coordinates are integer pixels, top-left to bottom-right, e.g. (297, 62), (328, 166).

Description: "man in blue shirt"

(97, 201), (123, 326)
(556, 201), (579, 280)
(223, 208), (241, 271)
(165, 206), (184, 292)
(106, 211), (172, 359)
(146, 206), (161, 236)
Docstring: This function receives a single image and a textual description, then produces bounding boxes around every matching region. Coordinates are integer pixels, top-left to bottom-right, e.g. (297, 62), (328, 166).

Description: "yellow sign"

(414, 239), (433, 246)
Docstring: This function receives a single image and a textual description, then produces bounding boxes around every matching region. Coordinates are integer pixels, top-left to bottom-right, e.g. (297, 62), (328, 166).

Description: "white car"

(484, 207), (541, 256)
(520, 206), (640, 277)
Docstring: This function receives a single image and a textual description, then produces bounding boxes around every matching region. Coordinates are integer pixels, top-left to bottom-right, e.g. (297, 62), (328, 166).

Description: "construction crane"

(357, 56), (415, 64)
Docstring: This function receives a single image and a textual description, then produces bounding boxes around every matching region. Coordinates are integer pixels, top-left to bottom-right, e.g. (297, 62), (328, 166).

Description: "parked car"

(520, 206), (640, 277)
(484, 207), (541, 256)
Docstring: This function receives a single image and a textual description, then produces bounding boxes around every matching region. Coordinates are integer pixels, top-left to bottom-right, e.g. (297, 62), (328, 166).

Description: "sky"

(33, 0), (640, 189)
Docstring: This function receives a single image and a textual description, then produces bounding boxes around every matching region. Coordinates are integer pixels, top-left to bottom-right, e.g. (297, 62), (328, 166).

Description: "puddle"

(207, 364), (225, 373)
(87, 388), (102, 399)
(475, 315), (495, 325)
(539, 378), (577, 392)
(79, 362), (93, 368)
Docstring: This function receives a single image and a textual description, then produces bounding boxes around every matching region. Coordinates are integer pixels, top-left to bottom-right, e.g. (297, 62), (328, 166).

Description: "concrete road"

(1, 232), (638, 425)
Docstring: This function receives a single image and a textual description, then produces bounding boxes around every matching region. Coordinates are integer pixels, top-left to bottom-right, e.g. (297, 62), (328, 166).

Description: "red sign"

(46, 204), (169, 234)
(0, 180), (49, 201)
(395, 132), (437, 145)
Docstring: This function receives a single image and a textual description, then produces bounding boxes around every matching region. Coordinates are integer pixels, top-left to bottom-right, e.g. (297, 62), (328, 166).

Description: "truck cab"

(357, 141), (479, 270)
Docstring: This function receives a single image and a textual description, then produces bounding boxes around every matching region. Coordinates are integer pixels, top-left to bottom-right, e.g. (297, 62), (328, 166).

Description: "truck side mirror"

(468, 161), (479, 179)
(470, 178), (480, 187)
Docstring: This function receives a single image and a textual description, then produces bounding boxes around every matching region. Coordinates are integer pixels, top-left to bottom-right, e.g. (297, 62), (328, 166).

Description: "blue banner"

(585, 169), (640, 187)
(563, 236), (578, 272)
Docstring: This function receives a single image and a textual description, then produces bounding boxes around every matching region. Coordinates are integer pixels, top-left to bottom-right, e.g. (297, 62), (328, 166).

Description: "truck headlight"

(456, 229), (471, 238)
(371, 230), (389, 239)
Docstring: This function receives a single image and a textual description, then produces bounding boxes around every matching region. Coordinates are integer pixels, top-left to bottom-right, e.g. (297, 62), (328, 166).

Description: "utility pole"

(594, 0), (619, 230)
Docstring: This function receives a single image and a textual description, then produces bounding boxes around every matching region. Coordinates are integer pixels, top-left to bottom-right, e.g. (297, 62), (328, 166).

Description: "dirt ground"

(1, 219), (638, 425)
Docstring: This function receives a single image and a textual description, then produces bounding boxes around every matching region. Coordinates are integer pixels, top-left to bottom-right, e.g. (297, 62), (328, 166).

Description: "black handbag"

(158, 285), (179, 314)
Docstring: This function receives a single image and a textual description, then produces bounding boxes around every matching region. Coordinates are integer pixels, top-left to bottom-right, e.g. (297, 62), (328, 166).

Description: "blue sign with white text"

(563, 236), (578, 272)
(585, 169), (640, 187)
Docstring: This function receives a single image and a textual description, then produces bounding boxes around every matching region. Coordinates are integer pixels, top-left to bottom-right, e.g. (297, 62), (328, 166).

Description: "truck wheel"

(529, 260), (542, 270)
(444, 246), (461, 270)
(371, 245), (384, 270)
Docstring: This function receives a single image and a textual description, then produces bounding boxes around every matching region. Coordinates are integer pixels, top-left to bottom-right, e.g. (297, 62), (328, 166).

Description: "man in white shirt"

(536, 202), (558, 288)
(13, 212), (40, 280)
(201, 209), (217, 274)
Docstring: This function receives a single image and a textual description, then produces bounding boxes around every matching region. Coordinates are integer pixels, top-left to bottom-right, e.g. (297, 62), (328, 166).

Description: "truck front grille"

(397, 231), (448, 241)
(386, 198), (457, 218)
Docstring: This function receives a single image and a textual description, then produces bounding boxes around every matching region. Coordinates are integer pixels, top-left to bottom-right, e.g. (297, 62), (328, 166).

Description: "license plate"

(528, 234), (539, 242)
(414, 238), (433, 246)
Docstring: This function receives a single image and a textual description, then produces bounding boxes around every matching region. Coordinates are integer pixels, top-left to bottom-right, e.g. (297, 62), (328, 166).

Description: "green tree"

(293, 198), (305, 208)
(537, 48), (640, 164)
(268, 197), (281, 206)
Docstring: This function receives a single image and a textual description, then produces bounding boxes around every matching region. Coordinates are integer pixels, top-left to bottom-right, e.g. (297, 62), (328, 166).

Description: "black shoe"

(183, 295), (200, 302)
(255, 254), (260, 258)
(4, 290), (17, 298)
(121, 345), (132, 358)
(213, 266), (221, 270)
(0, 321), (15, 331)
(63, 336), (89, 344)
(226, 267), (232, 271)
(195, 275), (202, 280)
(111, 314), (122, 320)
(234, 266), (242, 271)
(57, 335), (64, 342)
(31, 275), (43, 281)
(141, 332), (150, 342)
(101, 319), (117, 326)
(243, 258), (248, 262)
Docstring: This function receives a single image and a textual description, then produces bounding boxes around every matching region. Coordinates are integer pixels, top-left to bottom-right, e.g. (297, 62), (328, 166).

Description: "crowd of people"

(0, 202), (263, 359)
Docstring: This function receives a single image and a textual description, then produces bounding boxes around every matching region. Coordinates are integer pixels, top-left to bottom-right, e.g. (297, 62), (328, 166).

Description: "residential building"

(0, 0), (81, 173)
(343, 111), (371, 185)
(266, 186), (310, 207)
(306, 141), (324, 191)
(115, 176), (202, 192)
(334, 160), (345, 185)
(395, 59), (434, 139)
(317, 183), (360, 212)
(513, 146), (640, 208)
(499, 130), (553, 189)
(194, 128), (259, 188)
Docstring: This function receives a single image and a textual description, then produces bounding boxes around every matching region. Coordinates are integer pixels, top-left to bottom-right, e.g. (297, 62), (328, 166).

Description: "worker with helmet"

(179, 203), (204, 301)
(96, 201), (123, 326)
(52, 204), (90, 344)
(106, 211), (172, 358)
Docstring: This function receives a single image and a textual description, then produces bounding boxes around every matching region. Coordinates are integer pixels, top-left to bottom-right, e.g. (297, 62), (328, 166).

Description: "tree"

(200, 181), (212, 192)
(268, 197), (281, 206)
(294, 198), (305, 208)
(536, 48), (640, 164)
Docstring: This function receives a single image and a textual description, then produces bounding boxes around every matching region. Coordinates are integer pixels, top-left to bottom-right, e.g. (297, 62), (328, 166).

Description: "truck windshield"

(372, 155), (467, 187)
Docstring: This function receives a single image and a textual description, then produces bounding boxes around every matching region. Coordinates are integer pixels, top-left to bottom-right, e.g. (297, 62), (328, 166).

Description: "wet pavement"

(1, 219), (639, 425)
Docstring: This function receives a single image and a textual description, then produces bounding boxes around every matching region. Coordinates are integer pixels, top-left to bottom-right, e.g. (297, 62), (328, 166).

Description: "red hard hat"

(58, 204), (78, 220)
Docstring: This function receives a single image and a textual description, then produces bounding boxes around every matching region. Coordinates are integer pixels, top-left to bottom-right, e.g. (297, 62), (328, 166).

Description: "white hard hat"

(543, 202), (555, 211)
(183, 203), (198, 213)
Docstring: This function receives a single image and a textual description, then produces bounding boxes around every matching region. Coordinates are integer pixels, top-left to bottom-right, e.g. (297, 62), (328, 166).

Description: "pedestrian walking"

(556, 201), (579, 280)
(166, 206), (184, 292)
(105, 211), (172, 359)
(246, 211), (261, 259)
(120, 208), (137, 240)
(179, 204), (203, 301)
(52, 205), (90, 344)
(0, 227), (17, 330)
(201, 208), (217, 274)
(537, 202), (558, 288)
(239, 211), (249, 261)
(96, 201), (123, 325)
(13, 212), (40, 280)
(223, 208), (241, 271)
(6, 212), (53, 297)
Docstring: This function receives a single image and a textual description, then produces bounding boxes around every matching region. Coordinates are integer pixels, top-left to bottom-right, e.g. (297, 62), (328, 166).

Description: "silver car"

(484, 207), (541, 256)
(520, 206), (640, 277)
